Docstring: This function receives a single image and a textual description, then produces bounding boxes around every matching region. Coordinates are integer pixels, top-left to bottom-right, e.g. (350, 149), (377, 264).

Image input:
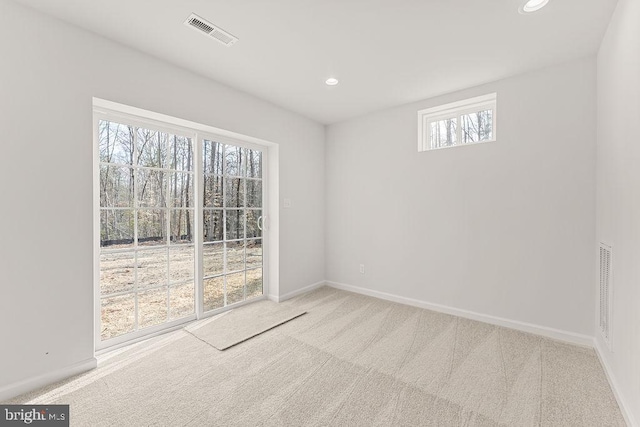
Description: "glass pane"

(246, 210), (262, 239)
(226, 241), (245, 273)
(225, 209), (245, 240)
(225, 178), (245, 208)
(246, 239), (262, 270)
(203, 243), (224, 277)
(170, 209), (194, 244)
(226, 272), (245, 305)
(430, 118), (457, 149)
(100, 252), (135, 296)
(169, 282), (194, 320)
(137, 169), (167, 208)
(246, 179), (262, 208)
(247, 268), (263, 300)
(203, 140), (223, 175)
(204, 175), (224, 208)
(204, 277), (224, 311)
(137, 248), (167, 289)
(137, 128), (167, 168)
(461, 109), (493, 143)
(169, 245), (194, 283)
(138, 287), (168, 329)
(169, 135), (193, 171)
(99, 121), (134, 165)
(246, 149), (262, 179)
(169, 172), (193, 208)
(100, 165), (133, 208)
(100, 209), (134, 248)
(203, 209), (223, 242)
(137, 209), (167, 246)
(225, 145), (245, 177)
(101, 294), (135, 341)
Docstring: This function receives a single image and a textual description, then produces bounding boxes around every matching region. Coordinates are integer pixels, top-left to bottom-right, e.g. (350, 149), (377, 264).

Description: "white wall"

(326, 57), (597, 336)
(0, 0), (324, 394)
(596, 0), (640, 423)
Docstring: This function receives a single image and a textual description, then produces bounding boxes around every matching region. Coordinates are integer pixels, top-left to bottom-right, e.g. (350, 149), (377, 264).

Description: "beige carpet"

(187, 300), (306, 350)
(9, 287), (625, 426)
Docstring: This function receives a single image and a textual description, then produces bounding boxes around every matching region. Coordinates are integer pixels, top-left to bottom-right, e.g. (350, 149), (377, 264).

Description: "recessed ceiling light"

(519, 0), (549, 13)
(325, 78), (339, 86)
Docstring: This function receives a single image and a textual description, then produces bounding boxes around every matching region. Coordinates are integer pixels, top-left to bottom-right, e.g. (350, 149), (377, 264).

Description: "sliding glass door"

(96, 113), (266, 349)
(98, 120), (196, 343)
(202, 139), (264, 312)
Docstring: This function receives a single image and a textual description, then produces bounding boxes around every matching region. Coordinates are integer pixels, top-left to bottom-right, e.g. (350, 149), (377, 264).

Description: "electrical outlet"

(359, 264), (365, 274)
(283, 198), (292, 208)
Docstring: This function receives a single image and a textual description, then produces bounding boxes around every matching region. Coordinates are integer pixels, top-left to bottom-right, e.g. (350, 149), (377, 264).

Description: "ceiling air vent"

(184, 13), (238, 47)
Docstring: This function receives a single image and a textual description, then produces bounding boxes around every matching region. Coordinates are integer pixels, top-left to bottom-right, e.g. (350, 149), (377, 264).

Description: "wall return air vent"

(599, 242), (613, 350)
(184, 13), (238, 47)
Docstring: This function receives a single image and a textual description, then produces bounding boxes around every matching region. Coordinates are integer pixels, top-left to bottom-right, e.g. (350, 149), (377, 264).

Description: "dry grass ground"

(100, 242), (262, 340)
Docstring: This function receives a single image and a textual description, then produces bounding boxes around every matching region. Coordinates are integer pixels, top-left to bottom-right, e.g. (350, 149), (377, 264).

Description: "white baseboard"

(326, 281), (593, 347)
(594, 338), (637, 427)
(0, 358), (97, 402)
(269, 280), (326, 303)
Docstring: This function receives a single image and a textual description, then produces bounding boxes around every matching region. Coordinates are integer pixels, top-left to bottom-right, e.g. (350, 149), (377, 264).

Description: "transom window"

(418, 93), (497, 151)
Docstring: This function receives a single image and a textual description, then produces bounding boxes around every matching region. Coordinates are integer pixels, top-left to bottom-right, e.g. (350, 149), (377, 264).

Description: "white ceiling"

(13, 0), (617, 124)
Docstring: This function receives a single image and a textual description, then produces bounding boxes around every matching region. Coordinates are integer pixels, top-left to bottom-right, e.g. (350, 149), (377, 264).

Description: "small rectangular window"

(418, 93), (497, 151)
